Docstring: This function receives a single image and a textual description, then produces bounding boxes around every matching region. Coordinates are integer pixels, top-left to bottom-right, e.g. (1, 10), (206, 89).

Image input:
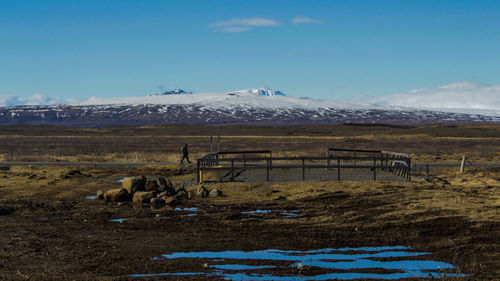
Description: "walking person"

(180, 143), (191, 164)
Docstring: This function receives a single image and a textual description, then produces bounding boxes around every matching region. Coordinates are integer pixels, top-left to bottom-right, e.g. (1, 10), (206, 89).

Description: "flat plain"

(0, 124), (499, 280)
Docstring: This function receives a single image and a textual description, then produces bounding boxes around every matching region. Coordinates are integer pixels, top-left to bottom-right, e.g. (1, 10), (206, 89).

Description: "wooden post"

(337, 158), (341, 181)
(460, 155), (466, 173)
(217, 135), (220, 152)
(196, 159), (200, 183)
(326, 148), (330, 169)
(266, 158), (270, 181)
(210, 135), (213, 154)
(407, 158), (411, 181)
(373, 159), (376, 181)
(302, 158), (305, 180)
(243, 153), (246, 169)
(231, 159), (234, 181)
(426, 163), (429, 179)
(269, 151), (273, 170)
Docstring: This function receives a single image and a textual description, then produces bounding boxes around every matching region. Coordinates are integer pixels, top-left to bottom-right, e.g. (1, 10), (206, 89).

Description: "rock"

(150, 198), (165, 208)
(104, 188), (131, 202)
(174, 185), (186, 193)
(157, 176), (173, 189)
(122, 176), (146, 193)
(68, 169), (82, 176)
(209, 189), (222, 197)
(144, 180), (158, 192)
(195, 186), (209, 198)
(161, 196), (176, 205)
(187, 191), (193, 199)
(176, 189), (188, 199)
(96, 190), (104, 200)
(156, 177), (176, 195)
(132, 191), (155, 204)
(157, 191), (169, 198)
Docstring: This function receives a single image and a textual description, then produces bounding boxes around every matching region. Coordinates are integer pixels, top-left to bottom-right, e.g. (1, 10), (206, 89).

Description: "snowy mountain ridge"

(0, 83), (499, 126)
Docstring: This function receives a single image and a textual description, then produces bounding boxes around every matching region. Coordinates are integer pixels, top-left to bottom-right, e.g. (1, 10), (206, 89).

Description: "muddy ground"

(1, 163), (499, 280)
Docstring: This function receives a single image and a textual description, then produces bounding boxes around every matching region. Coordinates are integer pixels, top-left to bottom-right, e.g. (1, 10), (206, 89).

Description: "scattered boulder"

(144, 180), (158, 192)
(68, 170), (82, 176)
(133, 191), (155, 204)
(176, 189), (188, 199)
(156, 177), (174, 193)
(195, 186), (209, 198)
(150, 198), (165, 208)
(105, 188), (131, 202)
(96, 190), (104, 200)
(161, 196), (176, 205)
(209, 189), (222, 197)
(61, 169), (90, 179)
(157, 191), (169, 198)
(174, 185), (186, 193)
(122, 176), (146, 193)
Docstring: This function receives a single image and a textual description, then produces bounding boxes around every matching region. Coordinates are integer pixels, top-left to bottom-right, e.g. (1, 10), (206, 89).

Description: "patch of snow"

(370, 81), (500, 116)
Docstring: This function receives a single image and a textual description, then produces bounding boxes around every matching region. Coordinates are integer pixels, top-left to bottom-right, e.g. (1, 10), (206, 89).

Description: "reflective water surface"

(242, 209), (300, 218)
(130, 246), (465, 280)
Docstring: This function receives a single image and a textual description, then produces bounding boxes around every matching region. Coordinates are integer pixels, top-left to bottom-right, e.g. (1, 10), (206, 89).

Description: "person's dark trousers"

(181, 154), (191, 164)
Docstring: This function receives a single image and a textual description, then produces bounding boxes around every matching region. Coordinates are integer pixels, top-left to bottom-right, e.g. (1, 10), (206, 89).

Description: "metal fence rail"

(197, 149), (411, 183)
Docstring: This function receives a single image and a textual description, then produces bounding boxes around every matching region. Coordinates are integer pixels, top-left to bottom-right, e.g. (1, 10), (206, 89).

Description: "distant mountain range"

(0, 86), (498, 127)
(149, 88), (193, 96)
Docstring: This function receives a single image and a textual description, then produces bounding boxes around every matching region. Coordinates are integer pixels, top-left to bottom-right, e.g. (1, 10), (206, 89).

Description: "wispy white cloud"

(0, 94), (70, 107)
(217, 26), (252, 33)
(291, 16), (324, 24)
(209, 17), (280, 32)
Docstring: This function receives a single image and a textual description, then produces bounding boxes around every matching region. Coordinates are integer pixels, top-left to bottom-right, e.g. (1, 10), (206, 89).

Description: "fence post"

(231, 159), (234, 181)
(243, 153), (246, 169)
(426, 163), (429, 180)
(210, 135), (213, 154)
(196, 159), (200, 183)
(269, 151), (273, 170)
(408, 158), (411, 181)
(337, 158), (341, 181)
(460, 155), (466, 173)
(266, 158), (270, 181)
(302, 157), (305, 180)
(373, 159), (376, 181)
(326, 148), (330, 169)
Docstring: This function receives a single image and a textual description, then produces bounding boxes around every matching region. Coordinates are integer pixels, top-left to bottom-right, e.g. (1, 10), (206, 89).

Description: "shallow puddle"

(242, 209), (300, 218)
(109, 218), (126, 223)
(131, 246), (465, 280)
(174, 207), (198, 212)
(85, 195), (97, 200)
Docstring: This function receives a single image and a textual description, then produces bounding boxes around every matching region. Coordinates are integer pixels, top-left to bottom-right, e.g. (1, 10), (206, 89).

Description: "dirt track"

(1, 164), (499, 280)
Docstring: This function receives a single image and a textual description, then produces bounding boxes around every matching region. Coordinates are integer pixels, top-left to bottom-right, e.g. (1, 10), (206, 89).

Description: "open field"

(0, 124), (499, 163)
(0, 124), (499, 280)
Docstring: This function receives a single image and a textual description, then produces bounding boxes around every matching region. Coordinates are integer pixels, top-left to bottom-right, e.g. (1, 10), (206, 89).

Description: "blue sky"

(1, 0), (499, 100)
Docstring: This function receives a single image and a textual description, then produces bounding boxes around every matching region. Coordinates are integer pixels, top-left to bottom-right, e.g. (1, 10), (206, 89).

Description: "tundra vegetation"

(0, 124), (498, 280)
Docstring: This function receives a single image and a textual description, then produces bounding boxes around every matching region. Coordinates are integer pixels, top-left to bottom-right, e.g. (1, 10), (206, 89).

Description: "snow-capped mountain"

(149, 88), (193, 96)
(229, 88), (285, 96)
(0, 86), (498, 127)
(370, 81), (500, 115)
